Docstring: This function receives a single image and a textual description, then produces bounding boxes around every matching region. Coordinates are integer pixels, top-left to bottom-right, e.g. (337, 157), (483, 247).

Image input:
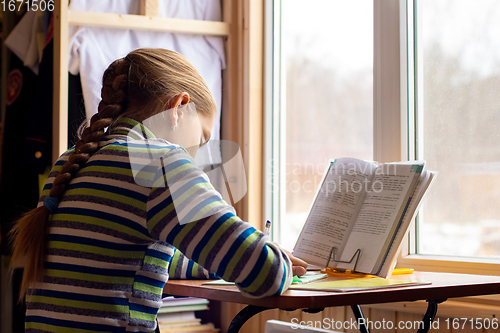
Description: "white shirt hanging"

(68, 0), (226, 164)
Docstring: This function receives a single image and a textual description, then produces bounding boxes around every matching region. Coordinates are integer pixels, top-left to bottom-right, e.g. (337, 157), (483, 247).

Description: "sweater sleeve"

(146, 146), (293, 297)
(168, 247), (219, 280)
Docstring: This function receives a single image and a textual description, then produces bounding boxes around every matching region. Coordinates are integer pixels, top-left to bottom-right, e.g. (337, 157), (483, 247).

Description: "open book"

(292, 158), (436, 278)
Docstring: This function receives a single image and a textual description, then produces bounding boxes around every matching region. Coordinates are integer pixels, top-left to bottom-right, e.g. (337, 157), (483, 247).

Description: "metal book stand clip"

(325, 246), (362, 274)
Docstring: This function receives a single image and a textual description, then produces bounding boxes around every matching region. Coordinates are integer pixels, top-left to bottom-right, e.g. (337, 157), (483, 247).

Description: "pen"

(264, 220), (272, 236)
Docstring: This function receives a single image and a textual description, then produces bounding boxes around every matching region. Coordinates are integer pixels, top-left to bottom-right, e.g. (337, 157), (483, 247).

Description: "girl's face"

(143, 101), (215, 158)
(173, 109), (215, 157)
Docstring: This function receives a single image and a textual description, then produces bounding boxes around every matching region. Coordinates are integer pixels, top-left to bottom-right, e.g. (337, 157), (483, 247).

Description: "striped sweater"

(26, 117), (292, 332)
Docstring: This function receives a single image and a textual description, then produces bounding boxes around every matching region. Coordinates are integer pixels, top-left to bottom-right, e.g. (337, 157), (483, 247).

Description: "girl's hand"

(271, 242), (308, 276)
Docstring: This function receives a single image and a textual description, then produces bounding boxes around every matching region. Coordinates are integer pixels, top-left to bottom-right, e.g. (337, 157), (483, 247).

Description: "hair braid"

(9, 57), (132, 301)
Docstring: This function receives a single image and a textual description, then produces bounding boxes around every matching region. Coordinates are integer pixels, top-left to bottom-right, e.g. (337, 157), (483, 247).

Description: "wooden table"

(163, 272), (500, 333)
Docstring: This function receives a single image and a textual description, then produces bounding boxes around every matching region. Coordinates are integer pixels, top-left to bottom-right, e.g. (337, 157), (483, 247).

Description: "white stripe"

(49, 227), (138, 245)
(134, 270), (167, 281)
(210, 224), (253, 270)
(46, 255), (140, 271)
(183, 213), (224, 257)
(26, 309), (128, 327)
(71, 175), (149, 196)
(128, 297), (161, 309)
(34, 282), (131, 298)
(231, 237), (269, 283)
(55, 201), (147, 230)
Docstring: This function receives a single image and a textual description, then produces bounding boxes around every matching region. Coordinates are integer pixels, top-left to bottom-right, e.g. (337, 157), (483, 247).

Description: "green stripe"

(25, 322), (114, 333)
(49, 241), (145, 259)
(148, 182), (213, 230)
(133, 281), (162, 295)
(64, 188), (145, 211)
(168, 251), (181, 277)
(190, 199), (227, 222)
(221, 231), (260, 281)
(28, 295), (128, 313)
(77, 165), (134, 178)
(129, 309), (156, 322)
(144, 255), (168, 268)
(244, 247), (275, 293)
(198, 215), (240, 266)
(172, 222), (196, 249)
(164, 163), (197, 180)
(151, 161), (197, 188)
(45, 269), (134, 285)
(191, 262), (199, 277)
(51, 214), (151, 241)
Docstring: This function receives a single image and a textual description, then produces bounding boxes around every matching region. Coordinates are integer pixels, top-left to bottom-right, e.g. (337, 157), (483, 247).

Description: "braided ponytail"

(9, 58), (132, 301)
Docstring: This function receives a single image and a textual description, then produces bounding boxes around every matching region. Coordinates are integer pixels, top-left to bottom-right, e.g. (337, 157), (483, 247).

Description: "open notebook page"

(337, 163), (423, 274)
(293, 158), (377, 267)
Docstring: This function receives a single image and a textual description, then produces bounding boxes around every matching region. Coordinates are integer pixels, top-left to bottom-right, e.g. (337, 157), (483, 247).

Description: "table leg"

(351, 305), (370, 333)
(416, 299), (447, 333)
(227, 305), (272, 333)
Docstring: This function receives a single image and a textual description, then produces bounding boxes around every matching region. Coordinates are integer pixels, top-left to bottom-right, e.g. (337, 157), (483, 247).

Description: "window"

(267, 0), (374, 251)
(412, 0), (500, 259)
(267, 0), (500, 273)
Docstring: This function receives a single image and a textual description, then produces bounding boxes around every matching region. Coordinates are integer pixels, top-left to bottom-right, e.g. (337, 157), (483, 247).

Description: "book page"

(293, 158), (377, 267)
(377, 170), (436, 278)
(337, 163), (423, 274)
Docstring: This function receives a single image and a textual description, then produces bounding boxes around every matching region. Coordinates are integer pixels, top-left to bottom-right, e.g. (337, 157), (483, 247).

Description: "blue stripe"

(178, 195), (223, 225)
(42, 183), (53, 191)
(129, 302), (158, 315)
(238, 246), (269, 288)
(191, 212), (234, 263)
(84, 159), (134, 170)
(134, 274), (165, 288)
(26, 315), (122, 331)
(146, 249), (173, 262)
(115, 141), (173, 150)
(45, 262), (136, 278)
(278, 261), (287, 294)
(54, 159), (67, 167)
(147, 191), (174, 218)
(170, 174), (209, 198)
(160, 156), (193, 175)
(67, 181), (148, 202)
(186, 260), (194, 278)
(165, 222), (184, 246)
(55, 207), (150, 237)
(30, 289), (128, 306)
(218, 228), (254, 272)
(48, 234), (147, 252)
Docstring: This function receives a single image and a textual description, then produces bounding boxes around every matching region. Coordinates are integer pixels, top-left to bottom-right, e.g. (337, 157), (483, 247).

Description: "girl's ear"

(168, 92), (190, 126)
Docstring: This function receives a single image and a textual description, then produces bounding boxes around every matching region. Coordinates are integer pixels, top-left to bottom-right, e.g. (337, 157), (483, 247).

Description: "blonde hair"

(9, 48), (216, 301)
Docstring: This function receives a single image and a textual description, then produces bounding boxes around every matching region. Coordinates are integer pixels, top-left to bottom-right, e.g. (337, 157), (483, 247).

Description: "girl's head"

(101, 48), (217, 155)
(10, 48), (217, 299)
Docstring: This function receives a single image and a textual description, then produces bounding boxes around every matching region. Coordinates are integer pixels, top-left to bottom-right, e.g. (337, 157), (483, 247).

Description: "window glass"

(280, 0), (374, 250)
(416, 0), (500, 258)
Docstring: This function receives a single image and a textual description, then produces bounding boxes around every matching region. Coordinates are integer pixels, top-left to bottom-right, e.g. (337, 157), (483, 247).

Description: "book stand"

(325, 246), (362, 273)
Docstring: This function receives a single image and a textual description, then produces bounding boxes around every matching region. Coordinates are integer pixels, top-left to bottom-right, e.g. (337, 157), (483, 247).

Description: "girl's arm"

(168, 247), (218, 279)
(146, 146), (293, 298)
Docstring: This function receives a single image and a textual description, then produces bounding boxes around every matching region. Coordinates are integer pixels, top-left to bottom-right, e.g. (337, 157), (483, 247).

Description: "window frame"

(264, 0), (500, 279)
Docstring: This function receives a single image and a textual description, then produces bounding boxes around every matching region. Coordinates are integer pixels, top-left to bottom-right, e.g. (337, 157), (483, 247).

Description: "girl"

(10, 48), (307, 332)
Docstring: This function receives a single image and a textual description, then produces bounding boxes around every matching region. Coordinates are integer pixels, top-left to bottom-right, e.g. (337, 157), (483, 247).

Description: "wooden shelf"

(68, 10), (230, 36)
